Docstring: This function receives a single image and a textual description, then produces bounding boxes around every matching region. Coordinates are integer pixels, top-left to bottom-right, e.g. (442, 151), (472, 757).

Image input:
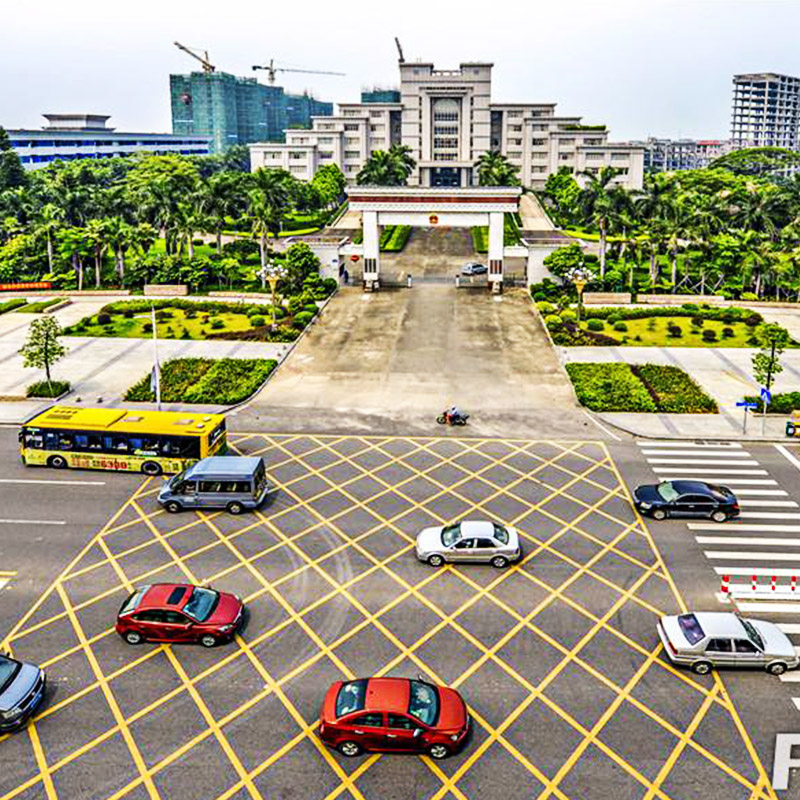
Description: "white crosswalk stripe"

(637, 439), (800, 708)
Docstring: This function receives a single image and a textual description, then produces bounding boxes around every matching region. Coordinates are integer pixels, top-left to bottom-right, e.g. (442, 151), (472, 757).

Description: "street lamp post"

(564, 265), (595, 324)
(573, 278), (587, 322)
(260, 262), (287, 331)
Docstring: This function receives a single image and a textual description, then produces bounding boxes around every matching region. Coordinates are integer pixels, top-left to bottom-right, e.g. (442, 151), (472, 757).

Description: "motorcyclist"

(446, 405), (462, 424)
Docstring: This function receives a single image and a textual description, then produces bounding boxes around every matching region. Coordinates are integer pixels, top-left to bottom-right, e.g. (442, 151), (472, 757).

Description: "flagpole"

(151, 304), (161, 410)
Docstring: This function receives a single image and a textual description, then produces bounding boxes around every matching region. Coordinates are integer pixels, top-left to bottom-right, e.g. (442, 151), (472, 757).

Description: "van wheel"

(48, 455), (67, 469)
(124, 631), (143, 645)
(768, 662), (787, 676)
(164, 501), (183, 514)
(142, 461), (162, 476)
(652, 508), (667, 521)
(227, 501), (244, 515)
(428, 744), (451, 760)
(692, 661), (712, 675)
(338, 741), (362, 757)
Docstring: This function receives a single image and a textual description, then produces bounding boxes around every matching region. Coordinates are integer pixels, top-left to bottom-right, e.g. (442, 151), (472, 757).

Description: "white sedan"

(416, 520), (521, 568)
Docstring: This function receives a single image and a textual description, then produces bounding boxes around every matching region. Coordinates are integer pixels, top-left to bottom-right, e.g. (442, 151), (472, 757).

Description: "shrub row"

(124, 357), (276, 405)
(565, 363), (717, 413)
(26, 380), (71, 398)
(581, 305), (763, 325)
(0, 298), (28, 315)
(17, 297), (66, 314)
(743, 391), (800, 414)
(632, 365), (718, 413)
(380, 225), (412, 251)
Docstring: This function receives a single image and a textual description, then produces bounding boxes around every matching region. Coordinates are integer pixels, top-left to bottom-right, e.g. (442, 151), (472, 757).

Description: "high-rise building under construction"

(170, 71), (332, 153)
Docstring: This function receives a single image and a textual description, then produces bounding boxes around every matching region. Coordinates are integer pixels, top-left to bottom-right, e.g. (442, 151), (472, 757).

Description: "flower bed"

(565, 362), (717, 413)
(124, 357), (277, 405)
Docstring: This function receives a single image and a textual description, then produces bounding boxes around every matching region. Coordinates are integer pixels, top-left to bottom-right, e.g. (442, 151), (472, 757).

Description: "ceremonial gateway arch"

(346, 186), (523, 290)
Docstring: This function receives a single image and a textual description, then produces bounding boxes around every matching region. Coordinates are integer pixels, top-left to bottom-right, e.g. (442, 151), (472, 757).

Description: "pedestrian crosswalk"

(636, 439), (800, 700)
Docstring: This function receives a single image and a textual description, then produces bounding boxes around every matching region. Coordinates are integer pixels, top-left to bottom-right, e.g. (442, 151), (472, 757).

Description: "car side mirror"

(413, 728), (423, 738)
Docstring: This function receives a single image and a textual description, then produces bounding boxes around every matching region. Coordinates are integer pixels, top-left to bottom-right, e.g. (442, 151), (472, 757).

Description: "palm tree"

(474, 151), (520, 186)
(105, 217), (134, 282)
(387, 145), (416, 182)
(356, 151), (405, 186)
(85, 219), (108, 288)
(201, 173), (245, 254)
(579, 166), (621, 278)
(56, 227), (90, 291)
(34, 203), (64, 273)
(248, 190), (283, 271)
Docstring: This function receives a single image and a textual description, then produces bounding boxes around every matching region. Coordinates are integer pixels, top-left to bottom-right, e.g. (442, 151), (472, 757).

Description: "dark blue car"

(0, 653), (46, 732)
(633, 480), (740, 522)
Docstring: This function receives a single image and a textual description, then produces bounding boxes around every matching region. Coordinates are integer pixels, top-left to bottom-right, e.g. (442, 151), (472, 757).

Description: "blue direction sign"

(761, 387), (772, 404)
(736, 401), (759, 409)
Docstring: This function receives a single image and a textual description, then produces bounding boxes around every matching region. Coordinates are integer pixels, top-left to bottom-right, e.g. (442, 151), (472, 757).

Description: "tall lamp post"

(564, 265), (596, 323)
(261, 262), (287, 331)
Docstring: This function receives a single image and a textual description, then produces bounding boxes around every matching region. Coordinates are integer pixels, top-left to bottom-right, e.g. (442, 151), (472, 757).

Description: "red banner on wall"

(0, 282), (52, 291)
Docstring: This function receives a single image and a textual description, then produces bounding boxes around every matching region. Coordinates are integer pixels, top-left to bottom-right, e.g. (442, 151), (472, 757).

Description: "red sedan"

(115, 583), (244, 648)
(318, 677), (470, 759)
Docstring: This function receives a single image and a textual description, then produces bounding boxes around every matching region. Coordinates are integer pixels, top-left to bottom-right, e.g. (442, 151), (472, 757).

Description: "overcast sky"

(1, 0), (798, 141)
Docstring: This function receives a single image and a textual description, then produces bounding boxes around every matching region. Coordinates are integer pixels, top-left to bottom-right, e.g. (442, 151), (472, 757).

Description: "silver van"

(157, 456), (270, 514)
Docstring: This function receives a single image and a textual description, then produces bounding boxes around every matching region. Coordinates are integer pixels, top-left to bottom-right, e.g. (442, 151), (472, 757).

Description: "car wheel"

(692, 660), (712, 675)
(428, 744), (451, 760)
(200, 634), (217, 648)
(652, 508), (667, 521)
(338, 741), (362, 757)
(491, 555), (509, 569)
(47, 455), (68, 469)
(164, 501), (183, 514)
(427, 554), (445, 568)
(141, 461), (162, 476)
(227, 501), (244, 515)
(711, 510), (728, 523)
(768, 662), (788, 676)
(124, 631), (143, 645)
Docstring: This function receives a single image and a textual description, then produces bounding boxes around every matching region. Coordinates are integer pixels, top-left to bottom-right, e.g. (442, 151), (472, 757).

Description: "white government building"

(249, 56), (644, 190)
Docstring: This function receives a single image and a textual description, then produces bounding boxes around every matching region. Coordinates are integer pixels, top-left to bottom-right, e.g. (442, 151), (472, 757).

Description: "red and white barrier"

(719, 571), (800, 601)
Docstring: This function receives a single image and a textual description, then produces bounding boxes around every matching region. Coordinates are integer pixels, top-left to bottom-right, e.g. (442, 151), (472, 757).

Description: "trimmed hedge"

(0, 298), (27, 314)
(565, 363), (656, 412)
(380, 225), (412, 251)
(581, 305), (763, 324)
(17, 297), (66, 314)
(566, 362), (717, 413)
(125, 357), (277, 405)
(744, 391), (800, 414)
(633, 365), (717, 413)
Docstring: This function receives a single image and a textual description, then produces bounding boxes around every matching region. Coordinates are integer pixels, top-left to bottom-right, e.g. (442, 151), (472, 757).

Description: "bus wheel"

(141, 461), (162, 476)
(48, 455), (68, 469)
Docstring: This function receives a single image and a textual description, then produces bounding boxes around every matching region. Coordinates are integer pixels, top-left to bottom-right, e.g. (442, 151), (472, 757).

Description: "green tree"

(543, 243), (585, 279)
(579, 166), (621, 278)
(85, 218), (108, 288)
(56, 227), (91, 291)
(752, 323), (791, 398)
(35, 203), (65, 274)
(284, 242), (320, 293)
(201, 172), (247, 253)
(19, 316), (67, 390)
(474, 151), (520, 186)
(542, 167), (582, 226)
(712, 147), (800, 177)
(356, 146), (416, 186)
(311, 164), (346, 209)
(0, 127), (26, 191)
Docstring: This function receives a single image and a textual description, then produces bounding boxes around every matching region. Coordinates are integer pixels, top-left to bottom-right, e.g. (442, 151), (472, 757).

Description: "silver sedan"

(415, 520), (521, 568)
(657, 611), (799, 675)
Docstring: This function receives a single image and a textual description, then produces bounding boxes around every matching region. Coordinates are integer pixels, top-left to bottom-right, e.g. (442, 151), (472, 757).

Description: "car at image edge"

(416, 520), (521, 568)
(116, 583), (245, 648)
(634, 480), (739, 522)
(461, 262), (488, 275)
(657, 611), (799, 675)
(319, 676), (470, 759)
(0, 653), (46, 732)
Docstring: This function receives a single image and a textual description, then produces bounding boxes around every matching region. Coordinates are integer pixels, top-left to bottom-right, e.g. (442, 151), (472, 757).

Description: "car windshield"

(336, 679), (367, 717)
(740, 618), (765, 651)
(441, 523), (461, 547)
(183, 587), (219, 622)
(492, 524), (509, 545)
(408, 680), (440, 726)
(169, 470), (187, 489)
(677, 613), (705, 645)
(119, 586), (149, 616)
(656, 482), (679, 503)
(0, 656), (20, 694)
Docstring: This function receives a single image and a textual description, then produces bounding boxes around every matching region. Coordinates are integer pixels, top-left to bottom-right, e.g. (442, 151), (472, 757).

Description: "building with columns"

(249, 56), (644, 190)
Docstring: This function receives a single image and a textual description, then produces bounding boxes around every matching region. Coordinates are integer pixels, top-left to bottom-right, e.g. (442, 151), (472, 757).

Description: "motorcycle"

(436, 411), (469, 426)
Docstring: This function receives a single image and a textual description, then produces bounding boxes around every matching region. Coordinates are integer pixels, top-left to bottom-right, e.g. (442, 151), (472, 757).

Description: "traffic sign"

(736, 401), (758, 409)
(761, 387), (772, 404)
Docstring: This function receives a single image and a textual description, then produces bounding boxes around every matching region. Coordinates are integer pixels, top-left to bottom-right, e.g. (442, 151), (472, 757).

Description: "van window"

(220, 481), (252, 493)
(199, 481), (224, 493)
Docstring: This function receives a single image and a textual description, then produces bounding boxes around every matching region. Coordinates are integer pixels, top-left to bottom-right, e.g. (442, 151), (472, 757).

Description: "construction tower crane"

(174, 41), (215, 73)
(251, 59), (345, 85)
(394, 37), (405, 63)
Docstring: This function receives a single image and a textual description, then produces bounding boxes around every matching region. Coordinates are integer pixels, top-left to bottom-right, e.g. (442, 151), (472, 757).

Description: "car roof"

(687, 612), (747, 637)
(186, 456), (261, 478)
(364, 677), (411, 715)
(139, 583), (193, 610)
(460, 520), (497, 538)
(670, 480), (716, 495)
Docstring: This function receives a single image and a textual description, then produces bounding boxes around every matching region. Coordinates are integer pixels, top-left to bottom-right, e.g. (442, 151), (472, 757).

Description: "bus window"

(163, 437), (200, 459)
(23, 430), (44, 449)
(75, 434), (103, 450)
(104, 435), (129, 453)
(58, 433), (73, 450)
(44, 432), (60, 450)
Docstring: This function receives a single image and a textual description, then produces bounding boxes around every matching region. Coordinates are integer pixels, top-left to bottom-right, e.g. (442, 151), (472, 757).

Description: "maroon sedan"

(116, 583), (244, 648)
(319, 677), (470, 759)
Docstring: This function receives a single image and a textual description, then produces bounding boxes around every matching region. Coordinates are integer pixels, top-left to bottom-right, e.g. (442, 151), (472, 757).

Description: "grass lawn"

(578, 316), (760, 347)
(67, 308), (262, 340)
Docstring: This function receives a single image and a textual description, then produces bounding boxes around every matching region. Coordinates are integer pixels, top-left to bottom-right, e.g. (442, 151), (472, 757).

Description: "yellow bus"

(20, 406), (227, 475)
